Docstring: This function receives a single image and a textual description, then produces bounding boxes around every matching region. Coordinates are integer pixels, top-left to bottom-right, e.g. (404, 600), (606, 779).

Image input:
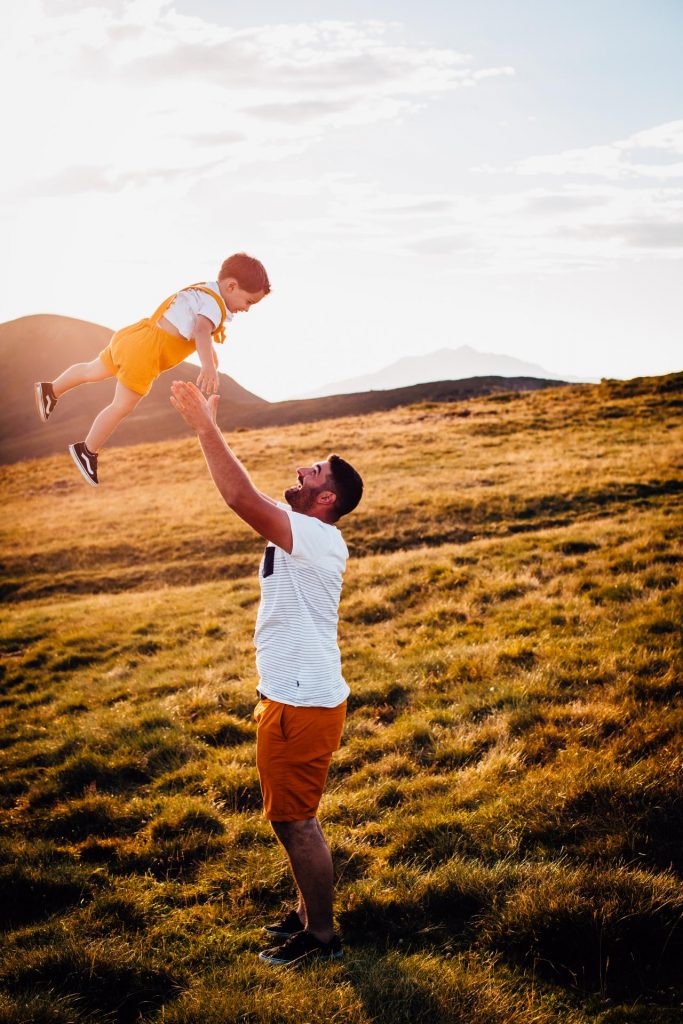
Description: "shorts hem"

(264, 810), (319, 823)
(116, 375), (153, 397)
(98, 347), (116, 374)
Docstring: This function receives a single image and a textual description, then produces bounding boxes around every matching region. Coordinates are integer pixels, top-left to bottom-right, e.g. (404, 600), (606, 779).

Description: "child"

(34, 252), (270, 486)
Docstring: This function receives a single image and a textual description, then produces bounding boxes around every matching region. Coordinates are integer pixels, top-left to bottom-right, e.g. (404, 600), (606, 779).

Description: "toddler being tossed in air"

(34, 252), (270, 486)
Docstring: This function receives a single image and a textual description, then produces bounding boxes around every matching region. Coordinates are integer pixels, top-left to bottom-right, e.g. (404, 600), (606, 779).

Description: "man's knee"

(271, 817), (318, 846)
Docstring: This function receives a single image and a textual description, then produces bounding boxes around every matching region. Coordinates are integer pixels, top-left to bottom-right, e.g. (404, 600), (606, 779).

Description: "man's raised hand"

(170, 381), (219, 432)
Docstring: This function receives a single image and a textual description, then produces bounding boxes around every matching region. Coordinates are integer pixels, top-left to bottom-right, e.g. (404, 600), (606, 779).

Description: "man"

(170, 380), (363, 965)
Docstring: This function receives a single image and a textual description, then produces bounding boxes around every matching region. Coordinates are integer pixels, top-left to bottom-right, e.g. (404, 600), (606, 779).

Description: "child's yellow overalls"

(98, 284), (228, 396)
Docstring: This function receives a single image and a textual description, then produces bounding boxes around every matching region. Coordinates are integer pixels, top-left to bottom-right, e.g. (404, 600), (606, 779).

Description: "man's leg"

(271, 817), (335, 944)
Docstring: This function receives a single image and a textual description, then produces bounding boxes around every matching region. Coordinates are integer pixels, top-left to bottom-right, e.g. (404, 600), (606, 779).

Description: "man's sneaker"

(258, 930), (343, 966)
(263, 909), (305, 939)
(35, 383), (57, 422)
(69, 442), (98, 486)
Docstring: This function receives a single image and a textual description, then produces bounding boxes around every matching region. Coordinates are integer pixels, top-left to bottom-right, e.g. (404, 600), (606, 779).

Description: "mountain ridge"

(303, 344), (593, 397)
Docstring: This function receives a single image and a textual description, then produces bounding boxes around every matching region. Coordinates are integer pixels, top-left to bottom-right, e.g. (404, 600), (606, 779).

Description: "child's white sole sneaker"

(35, 382), (57, 422)
(69, 442), (99, 486)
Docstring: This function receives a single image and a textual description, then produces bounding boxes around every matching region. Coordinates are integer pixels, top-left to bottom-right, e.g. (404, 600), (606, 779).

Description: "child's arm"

(193, 315), (219, 395)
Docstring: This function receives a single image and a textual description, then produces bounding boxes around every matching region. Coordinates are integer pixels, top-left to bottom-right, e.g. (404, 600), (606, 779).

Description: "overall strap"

(149, 291), (179, 324)
(185, 283), (229, 344)
(150, 283), (229, 344)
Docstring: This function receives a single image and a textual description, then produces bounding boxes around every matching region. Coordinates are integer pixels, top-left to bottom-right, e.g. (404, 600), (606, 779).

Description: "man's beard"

(284, 484), (319, 513)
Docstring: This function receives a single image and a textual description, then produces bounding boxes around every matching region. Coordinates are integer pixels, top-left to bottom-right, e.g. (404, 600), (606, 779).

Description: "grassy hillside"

(1, 374), (682, 1024)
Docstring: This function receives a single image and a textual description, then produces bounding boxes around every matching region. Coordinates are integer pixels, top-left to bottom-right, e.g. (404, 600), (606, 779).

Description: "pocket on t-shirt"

(262, 546), (275, 578)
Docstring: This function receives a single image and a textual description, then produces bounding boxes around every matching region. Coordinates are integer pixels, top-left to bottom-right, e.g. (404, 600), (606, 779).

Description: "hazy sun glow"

(3, 0), (682, 399)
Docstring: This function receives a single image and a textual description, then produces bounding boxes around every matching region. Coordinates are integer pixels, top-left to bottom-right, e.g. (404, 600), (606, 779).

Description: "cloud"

(243, 99), (361, 122)
(624, 222), (683, 249)
(242, 171), (683, 272)
(524, 192), (607, 214)
(6, 4), (679, 300)
(16, 162), (195, 197)
(2, 7), (515, 200)
(186, 130), (246, 147)
(410, 122), (683, 269)
(512, 120), (683, 181)
(471, 66), (515, 81)
(566, 220), (683, 251)
(379, 199), (456, 216)
(405, 234), (478, 255)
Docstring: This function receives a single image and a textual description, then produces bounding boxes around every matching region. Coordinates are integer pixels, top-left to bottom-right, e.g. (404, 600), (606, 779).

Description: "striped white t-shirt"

(254, 503), (350, 708)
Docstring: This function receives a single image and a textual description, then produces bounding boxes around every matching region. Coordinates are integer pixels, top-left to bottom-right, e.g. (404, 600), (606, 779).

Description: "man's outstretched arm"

(170, 381), (293, 553)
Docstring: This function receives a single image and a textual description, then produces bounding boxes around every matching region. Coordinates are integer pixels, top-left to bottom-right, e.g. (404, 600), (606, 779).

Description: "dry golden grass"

(0, 373), (681, 1023)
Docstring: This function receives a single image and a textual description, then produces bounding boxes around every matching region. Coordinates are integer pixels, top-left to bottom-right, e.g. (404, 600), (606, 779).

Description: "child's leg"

(52, 357), (113, 397)
(85, 381), (143, 452)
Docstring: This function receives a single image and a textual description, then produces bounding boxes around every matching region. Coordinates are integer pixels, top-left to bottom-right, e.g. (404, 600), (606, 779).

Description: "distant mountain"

(0, 315), (568, 465)
(303, 345), (590, 397)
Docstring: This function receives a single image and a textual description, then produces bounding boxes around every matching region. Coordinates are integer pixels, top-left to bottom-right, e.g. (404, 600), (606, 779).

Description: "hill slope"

(0, 315), (566, 464)
(0, 315), (266, 463)
(0, 373), (681, 1024)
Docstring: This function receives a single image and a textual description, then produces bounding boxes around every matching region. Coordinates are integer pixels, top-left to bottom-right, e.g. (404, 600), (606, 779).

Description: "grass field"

(1, 374), (682, 1023)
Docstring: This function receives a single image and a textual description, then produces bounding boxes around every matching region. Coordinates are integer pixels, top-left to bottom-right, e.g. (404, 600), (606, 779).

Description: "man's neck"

(306, 508), (335, 526)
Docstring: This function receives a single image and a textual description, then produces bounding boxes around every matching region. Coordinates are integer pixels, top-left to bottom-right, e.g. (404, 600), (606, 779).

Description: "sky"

(3, 0), (682, 400)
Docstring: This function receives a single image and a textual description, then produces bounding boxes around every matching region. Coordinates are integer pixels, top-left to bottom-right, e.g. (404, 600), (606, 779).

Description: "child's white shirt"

(163, 281), (233, 340)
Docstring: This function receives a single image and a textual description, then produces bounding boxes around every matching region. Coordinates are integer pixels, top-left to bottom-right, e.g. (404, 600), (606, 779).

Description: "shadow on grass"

(525, 781), (683, 872)
(0, 861), (100, 930)
(7, 945), (182, 1024)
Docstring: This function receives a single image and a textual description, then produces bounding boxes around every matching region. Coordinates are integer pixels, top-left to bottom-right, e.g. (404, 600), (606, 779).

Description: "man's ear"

(318, 490), (336, 506)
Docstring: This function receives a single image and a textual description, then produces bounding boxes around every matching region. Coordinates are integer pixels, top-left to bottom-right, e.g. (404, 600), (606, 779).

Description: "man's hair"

(327, 454), (363, 520)
(218, 253), (271, 295)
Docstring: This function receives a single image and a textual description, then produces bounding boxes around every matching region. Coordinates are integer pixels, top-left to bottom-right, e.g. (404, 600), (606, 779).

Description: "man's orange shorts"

(254, 697), (346, 822)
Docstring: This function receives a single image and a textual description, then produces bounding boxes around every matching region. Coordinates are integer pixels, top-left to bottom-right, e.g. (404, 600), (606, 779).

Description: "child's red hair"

(218, 253), (270, 294)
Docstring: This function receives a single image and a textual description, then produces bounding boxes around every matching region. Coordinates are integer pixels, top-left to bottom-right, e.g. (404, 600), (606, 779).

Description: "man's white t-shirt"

(163, 281), (233, 339)
(254, 502), (350, 708)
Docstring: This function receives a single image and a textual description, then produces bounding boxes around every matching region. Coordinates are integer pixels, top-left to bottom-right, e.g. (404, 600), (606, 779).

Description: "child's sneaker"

(69, 442), (99, 486)
(35, 382), (57, 422)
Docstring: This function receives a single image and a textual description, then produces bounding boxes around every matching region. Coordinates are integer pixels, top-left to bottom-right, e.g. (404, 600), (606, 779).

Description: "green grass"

(1, 374), (682, 1023)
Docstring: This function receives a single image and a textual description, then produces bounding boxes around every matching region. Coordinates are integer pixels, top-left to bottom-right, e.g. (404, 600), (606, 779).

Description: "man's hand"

(170, 380), (219, 433)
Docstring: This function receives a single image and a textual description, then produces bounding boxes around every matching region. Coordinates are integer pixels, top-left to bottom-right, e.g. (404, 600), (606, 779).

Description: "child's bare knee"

(113, 388), (142, 411)
(85, 359), (107, 381)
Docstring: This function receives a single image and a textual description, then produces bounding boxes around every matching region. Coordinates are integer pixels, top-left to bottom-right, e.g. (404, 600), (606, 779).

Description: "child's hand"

(170, 381), (219, 431)
(196, 365), (219, 395)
